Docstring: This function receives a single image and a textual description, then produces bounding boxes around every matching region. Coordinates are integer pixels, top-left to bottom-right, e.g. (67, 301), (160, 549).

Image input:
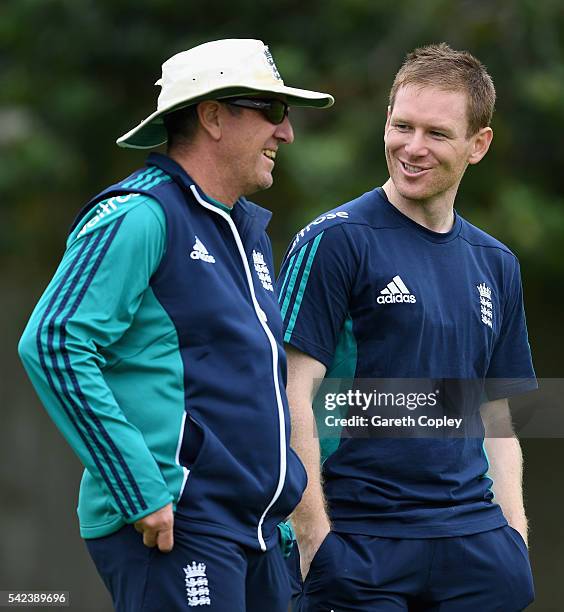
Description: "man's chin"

(260, 172), (274, 191)
(394, 186), (428, 202)
(245, 175), (274, 196)
(397, 189), (431, 202)
(393, 177), (435, 202)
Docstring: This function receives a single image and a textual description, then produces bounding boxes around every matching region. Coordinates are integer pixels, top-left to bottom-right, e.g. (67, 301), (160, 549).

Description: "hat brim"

(116, 85), (334, 149)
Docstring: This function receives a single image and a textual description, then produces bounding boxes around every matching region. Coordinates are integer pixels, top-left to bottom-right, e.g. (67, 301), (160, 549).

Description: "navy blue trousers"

(288, 527), (534, 611)
(86, 522), (291, 611)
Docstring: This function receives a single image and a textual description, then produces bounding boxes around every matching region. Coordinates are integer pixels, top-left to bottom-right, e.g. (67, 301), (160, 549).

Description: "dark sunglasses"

(224, 98), (289, 125)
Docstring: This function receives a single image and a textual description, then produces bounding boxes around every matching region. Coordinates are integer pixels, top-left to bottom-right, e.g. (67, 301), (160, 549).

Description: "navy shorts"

(86, 520), (291, 611)
(288, 526), (534, 611)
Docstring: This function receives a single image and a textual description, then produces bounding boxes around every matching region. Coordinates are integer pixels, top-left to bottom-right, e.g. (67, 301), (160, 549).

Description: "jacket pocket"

(269, 447), (308, 523)
(176, 414), (273, 529)
(177, 414), (206, 470)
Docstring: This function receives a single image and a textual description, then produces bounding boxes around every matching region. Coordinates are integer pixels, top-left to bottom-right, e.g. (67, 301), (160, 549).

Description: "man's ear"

(197, 101), (222, 141)
(384, 105), (391, 143)
(385, 105), (392, 129)
(468, 127), (493, 165)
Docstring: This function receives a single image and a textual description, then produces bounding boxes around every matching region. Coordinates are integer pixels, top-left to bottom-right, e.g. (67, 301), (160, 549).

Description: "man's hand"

(298, 524), (331, 581)
(134, 502), (174, 552)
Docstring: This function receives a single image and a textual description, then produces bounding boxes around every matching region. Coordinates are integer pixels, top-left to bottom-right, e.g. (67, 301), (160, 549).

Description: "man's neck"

(382, 179), (457, 233)
(169, 149), (237, 207)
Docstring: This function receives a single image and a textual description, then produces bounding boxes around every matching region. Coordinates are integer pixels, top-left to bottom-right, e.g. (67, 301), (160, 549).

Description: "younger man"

(279, 43), (535, 611)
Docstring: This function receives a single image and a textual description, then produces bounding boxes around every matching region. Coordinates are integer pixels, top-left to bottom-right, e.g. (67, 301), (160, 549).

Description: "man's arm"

(286, 345), (331, 579)
(481, 398), (528, 546)
(18, 197), (174, 550)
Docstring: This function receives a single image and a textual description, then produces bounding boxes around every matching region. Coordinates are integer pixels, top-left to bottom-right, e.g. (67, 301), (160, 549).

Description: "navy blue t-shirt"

(277, 187), (536, 538)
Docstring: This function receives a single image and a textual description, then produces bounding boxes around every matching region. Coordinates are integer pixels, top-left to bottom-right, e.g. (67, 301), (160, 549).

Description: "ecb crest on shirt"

(477, 283), (494, 328)
(253, 250), (274, 292)
(184, 562), (211, 607)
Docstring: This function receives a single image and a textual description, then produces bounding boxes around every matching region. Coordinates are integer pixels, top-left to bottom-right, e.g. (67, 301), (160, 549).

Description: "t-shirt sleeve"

(276, 225), (357, 368)
(485, 256), (537, 400)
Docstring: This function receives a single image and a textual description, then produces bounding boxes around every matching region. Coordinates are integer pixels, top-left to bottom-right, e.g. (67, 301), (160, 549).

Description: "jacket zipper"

(189, 185), (286, 552)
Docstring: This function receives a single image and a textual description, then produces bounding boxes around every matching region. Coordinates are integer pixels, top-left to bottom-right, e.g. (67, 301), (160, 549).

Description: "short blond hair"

(389, 43), (496, 136)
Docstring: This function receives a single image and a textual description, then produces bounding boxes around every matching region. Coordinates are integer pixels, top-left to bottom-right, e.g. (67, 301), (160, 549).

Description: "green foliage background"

(2, 1), (563, 610)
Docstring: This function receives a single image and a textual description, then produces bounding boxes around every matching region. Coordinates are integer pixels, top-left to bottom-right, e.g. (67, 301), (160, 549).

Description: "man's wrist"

(293, 521), (331, 548)
(506, 515), (528, 543)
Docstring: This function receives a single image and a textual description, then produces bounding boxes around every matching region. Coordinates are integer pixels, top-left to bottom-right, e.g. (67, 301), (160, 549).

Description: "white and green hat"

(117, 38), (335, 149)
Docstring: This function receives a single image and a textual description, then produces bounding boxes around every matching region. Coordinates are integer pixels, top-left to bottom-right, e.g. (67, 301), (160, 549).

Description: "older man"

(18, 38), (333, 611)
(279, 43), (536, 611)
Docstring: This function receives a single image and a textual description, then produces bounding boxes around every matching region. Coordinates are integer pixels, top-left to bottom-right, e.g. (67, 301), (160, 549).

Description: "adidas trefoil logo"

(190, 236), (216, 264)
(377, 275), (417, 304)
(184, 562), (211, 607)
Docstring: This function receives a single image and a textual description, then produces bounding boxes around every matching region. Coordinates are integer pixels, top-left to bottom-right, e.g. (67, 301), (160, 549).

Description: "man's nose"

(404, 130), (428, 157)
(275, 115), (294, 144)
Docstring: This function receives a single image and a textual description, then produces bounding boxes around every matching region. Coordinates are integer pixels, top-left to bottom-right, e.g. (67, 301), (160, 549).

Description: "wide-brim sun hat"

(117, 38), (335, 149)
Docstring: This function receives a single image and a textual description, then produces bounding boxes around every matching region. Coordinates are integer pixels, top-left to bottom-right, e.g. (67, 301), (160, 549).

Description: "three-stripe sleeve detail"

(36, 216), (147, 518)
(278, 253), (296, 300)
(58, 217), (148, 512)
(143, 172), (171, 191)
(36, 228), (131, 516)
(284, 233), (324, 341)
(122, 166), (162, 189)
(278, 232), (324, 342)
(120, 167), (171, 192)
(279, 248), (308, 320)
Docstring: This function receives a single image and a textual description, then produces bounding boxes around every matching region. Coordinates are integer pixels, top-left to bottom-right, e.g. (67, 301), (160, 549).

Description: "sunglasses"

(224, 98), (289, 125)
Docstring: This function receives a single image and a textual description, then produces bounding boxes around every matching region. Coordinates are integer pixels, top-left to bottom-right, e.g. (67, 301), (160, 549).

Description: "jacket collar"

(147, 153), (272, 247)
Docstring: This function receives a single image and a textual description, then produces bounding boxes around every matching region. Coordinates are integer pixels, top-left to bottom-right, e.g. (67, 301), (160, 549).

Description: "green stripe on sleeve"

(122, 167), (160, 189)
(143, 174), (172, 191)
(278, 253), (297, 305)
(284, 232), (324, 341)
(280, 246), (308, 320)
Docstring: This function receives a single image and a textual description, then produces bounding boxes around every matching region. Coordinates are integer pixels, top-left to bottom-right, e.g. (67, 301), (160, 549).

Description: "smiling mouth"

(401, 161), (428, 174)
(263, 149), (277, 161)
